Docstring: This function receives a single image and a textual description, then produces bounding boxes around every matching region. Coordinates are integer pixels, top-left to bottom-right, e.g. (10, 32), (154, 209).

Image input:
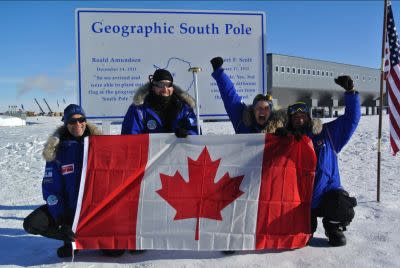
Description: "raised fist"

(210, 57), (223, 71)
(335, 75), (354, 91)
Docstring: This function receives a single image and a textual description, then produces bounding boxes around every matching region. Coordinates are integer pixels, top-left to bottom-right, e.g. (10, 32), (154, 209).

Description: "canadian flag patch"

(61, 164), (74, 175)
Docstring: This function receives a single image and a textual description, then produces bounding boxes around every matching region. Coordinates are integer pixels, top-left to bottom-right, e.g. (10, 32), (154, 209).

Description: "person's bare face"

(253, 101), (271, 126)
(291, 112), (310, 129)
(66, 114), (86, 138)
(152, 80), (174, 97)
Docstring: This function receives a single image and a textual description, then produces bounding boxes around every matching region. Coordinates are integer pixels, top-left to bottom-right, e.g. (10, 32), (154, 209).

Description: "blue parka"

(212, 68), (284, 133)
(310, 91), (361, 208)
(41, 123), (101, 223)
(121, 83), (198, 135)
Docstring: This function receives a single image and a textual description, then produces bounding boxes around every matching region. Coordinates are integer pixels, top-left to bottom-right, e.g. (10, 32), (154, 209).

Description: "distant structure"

(266, 53), (382, 116)
(34, 98), (46, 116)
(43, 98), (54, 115)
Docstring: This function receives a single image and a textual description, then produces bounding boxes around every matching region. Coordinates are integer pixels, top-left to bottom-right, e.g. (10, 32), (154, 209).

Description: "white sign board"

(76, 9), (266, 120)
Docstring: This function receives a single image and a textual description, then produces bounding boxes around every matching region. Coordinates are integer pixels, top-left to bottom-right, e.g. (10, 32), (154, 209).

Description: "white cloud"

(16, 75), (75, 97)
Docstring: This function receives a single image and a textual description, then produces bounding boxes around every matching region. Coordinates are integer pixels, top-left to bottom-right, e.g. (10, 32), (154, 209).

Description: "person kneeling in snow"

(277, 75), (360, 247)
(22, 104), (110, 258)
(210, 57), (285, 135)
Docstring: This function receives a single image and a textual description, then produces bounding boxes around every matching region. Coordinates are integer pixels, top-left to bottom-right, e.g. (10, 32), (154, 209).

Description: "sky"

(0, 0), (392, 113)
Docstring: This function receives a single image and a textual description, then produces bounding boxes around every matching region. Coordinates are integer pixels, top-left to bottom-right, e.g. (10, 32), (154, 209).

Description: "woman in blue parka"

(283, 75), (360, 247)
(210, 57), (285, 134)
(121, 69), (198, 137)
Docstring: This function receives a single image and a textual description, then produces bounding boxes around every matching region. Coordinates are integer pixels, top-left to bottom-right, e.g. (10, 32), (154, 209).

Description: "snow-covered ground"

(0, 115), (399, 267)
(0, 115), (25, 127)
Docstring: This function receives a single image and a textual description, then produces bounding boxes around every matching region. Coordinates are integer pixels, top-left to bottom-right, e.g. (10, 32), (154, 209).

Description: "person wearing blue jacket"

(210, 57), (285, 134)
(23, 104), (101, 258)
(121, 69), (198, 137)
(283, 75), (360, 247)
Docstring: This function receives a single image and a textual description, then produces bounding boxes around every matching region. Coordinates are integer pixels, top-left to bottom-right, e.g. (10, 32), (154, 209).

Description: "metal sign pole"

(188, 67), (202, 135)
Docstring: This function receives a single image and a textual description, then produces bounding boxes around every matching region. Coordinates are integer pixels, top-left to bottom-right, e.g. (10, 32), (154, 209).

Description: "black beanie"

(152, 69), (173, 82)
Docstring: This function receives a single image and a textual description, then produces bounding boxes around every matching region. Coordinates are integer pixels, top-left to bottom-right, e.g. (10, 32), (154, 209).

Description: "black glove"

(175, 128), (188, 138)
(59, 224), (76, 242)
(335, 75), (354, 91)
(274, 127), (289, 137)
(291, 130), (304, 141)
(210, 57), (223, 71)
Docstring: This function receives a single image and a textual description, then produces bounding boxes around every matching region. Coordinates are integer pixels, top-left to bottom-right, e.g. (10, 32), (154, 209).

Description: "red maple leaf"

(156, 146), (244, 240)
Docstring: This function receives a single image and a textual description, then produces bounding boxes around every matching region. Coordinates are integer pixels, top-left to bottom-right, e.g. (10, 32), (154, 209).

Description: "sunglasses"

(152, 81), (173, 88)
(287, 102), (309, 115)
(67, 117), (86, 124)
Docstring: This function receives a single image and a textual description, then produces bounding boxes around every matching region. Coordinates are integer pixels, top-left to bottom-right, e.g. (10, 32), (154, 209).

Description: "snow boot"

(101, 249), (125, 257)
(57, 242), (73, 258)
(323, 219), (347, 247)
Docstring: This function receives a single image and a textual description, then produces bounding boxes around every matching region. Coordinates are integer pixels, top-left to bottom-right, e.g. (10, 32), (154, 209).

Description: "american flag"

(384, 0), (400, 155)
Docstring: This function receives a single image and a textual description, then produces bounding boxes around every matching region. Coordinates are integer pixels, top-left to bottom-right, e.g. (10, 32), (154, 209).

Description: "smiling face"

(253, 100), (271, 126)
(66, 114), (87, 138)
(152, 80), (174, 97)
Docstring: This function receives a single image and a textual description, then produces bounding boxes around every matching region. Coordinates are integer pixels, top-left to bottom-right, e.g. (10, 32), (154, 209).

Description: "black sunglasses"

(67, 117), (86, 124)
(152, 81), (173, 88)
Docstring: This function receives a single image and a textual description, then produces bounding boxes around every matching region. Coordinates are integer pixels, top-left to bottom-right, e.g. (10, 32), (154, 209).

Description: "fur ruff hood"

(42, 122), (101, 162)
(310, 118), (323, 135)
(133, 82), (196, 109)
(242, 105), (323, 135)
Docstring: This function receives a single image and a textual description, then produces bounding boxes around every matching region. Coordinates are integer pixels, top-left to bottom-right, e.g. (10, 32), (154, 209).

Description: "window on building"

(281, 66), (285, 72)
(374, 77), (377, 81)
(321, 71), (324, 77)
(330, 72), (333, 77)
(363, 76), (365, 81)
(312, 70), (316, 75)
(368, 76), (371, 81)
(326, 71), (329, 76)
(356, 75), (359, 80)
(303, 69), (306, 75)
(287, 67), (290, 73)
(317, 70), (320, 76)
(292, 67), (296, 74)
(308, 69), (311, 75)
(275, 66), (279, 72)
(297, 68), (300, 74)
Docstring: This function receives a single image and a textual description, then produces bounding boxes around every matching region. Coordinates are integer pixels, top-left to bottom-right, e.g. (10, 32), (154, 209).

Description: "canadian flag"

(72, 133), (316, 251)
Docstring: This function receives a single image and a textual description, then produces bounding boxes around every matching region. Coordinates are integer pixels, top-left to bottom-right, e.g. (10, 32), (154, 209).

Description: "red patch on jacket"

(61, 164), (74, 175)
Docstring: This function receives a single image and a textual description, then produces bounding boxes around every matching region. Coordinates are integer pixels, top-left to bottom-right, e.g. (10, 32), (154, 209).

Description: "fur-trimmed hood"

(42, 122), (101, 162)
(242, 105), (323, 135)
(242, 106), (287, 134)
(311, 118), (323, 135)
(133, 82), (196, 109)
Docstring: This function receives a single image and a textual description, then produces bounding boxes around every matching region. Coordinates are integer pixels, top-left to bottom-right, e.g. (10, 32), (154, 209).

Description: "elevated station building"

(266, 53), (382, 116)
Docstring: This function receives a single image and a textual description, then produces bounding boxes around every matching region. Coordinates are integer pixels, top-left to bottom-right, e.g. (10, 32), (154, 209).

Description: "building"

(266, 53), (382, 116)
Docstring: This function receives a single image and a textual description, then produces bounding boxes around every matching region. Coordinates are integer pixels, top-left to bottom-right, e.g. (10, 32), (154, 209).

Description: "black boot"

(101, 249), (125, 257)
(323, 219), (347, 247)
(57, 242), (73, 258)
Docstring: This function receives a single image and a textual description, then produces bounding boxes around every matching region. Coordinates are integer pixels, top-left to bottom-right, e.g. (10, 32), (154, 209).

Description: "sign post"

(188, 67), (202, 135)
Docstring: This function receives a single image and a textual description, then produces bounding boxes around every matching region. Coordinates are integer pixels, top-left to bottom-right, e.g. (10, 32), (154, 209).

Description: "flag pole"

(189, 67), (202, 135)
(377, 0), (389, 202)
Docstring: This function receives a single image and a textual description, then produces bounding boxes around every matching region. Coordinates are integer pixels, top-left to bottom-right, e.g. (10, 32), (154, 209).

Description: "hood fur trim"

(242, 106), (287, 134)
(42, 122), (101, 162)
(311, 118), (323, 135)
(133, 82), (195, 109)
